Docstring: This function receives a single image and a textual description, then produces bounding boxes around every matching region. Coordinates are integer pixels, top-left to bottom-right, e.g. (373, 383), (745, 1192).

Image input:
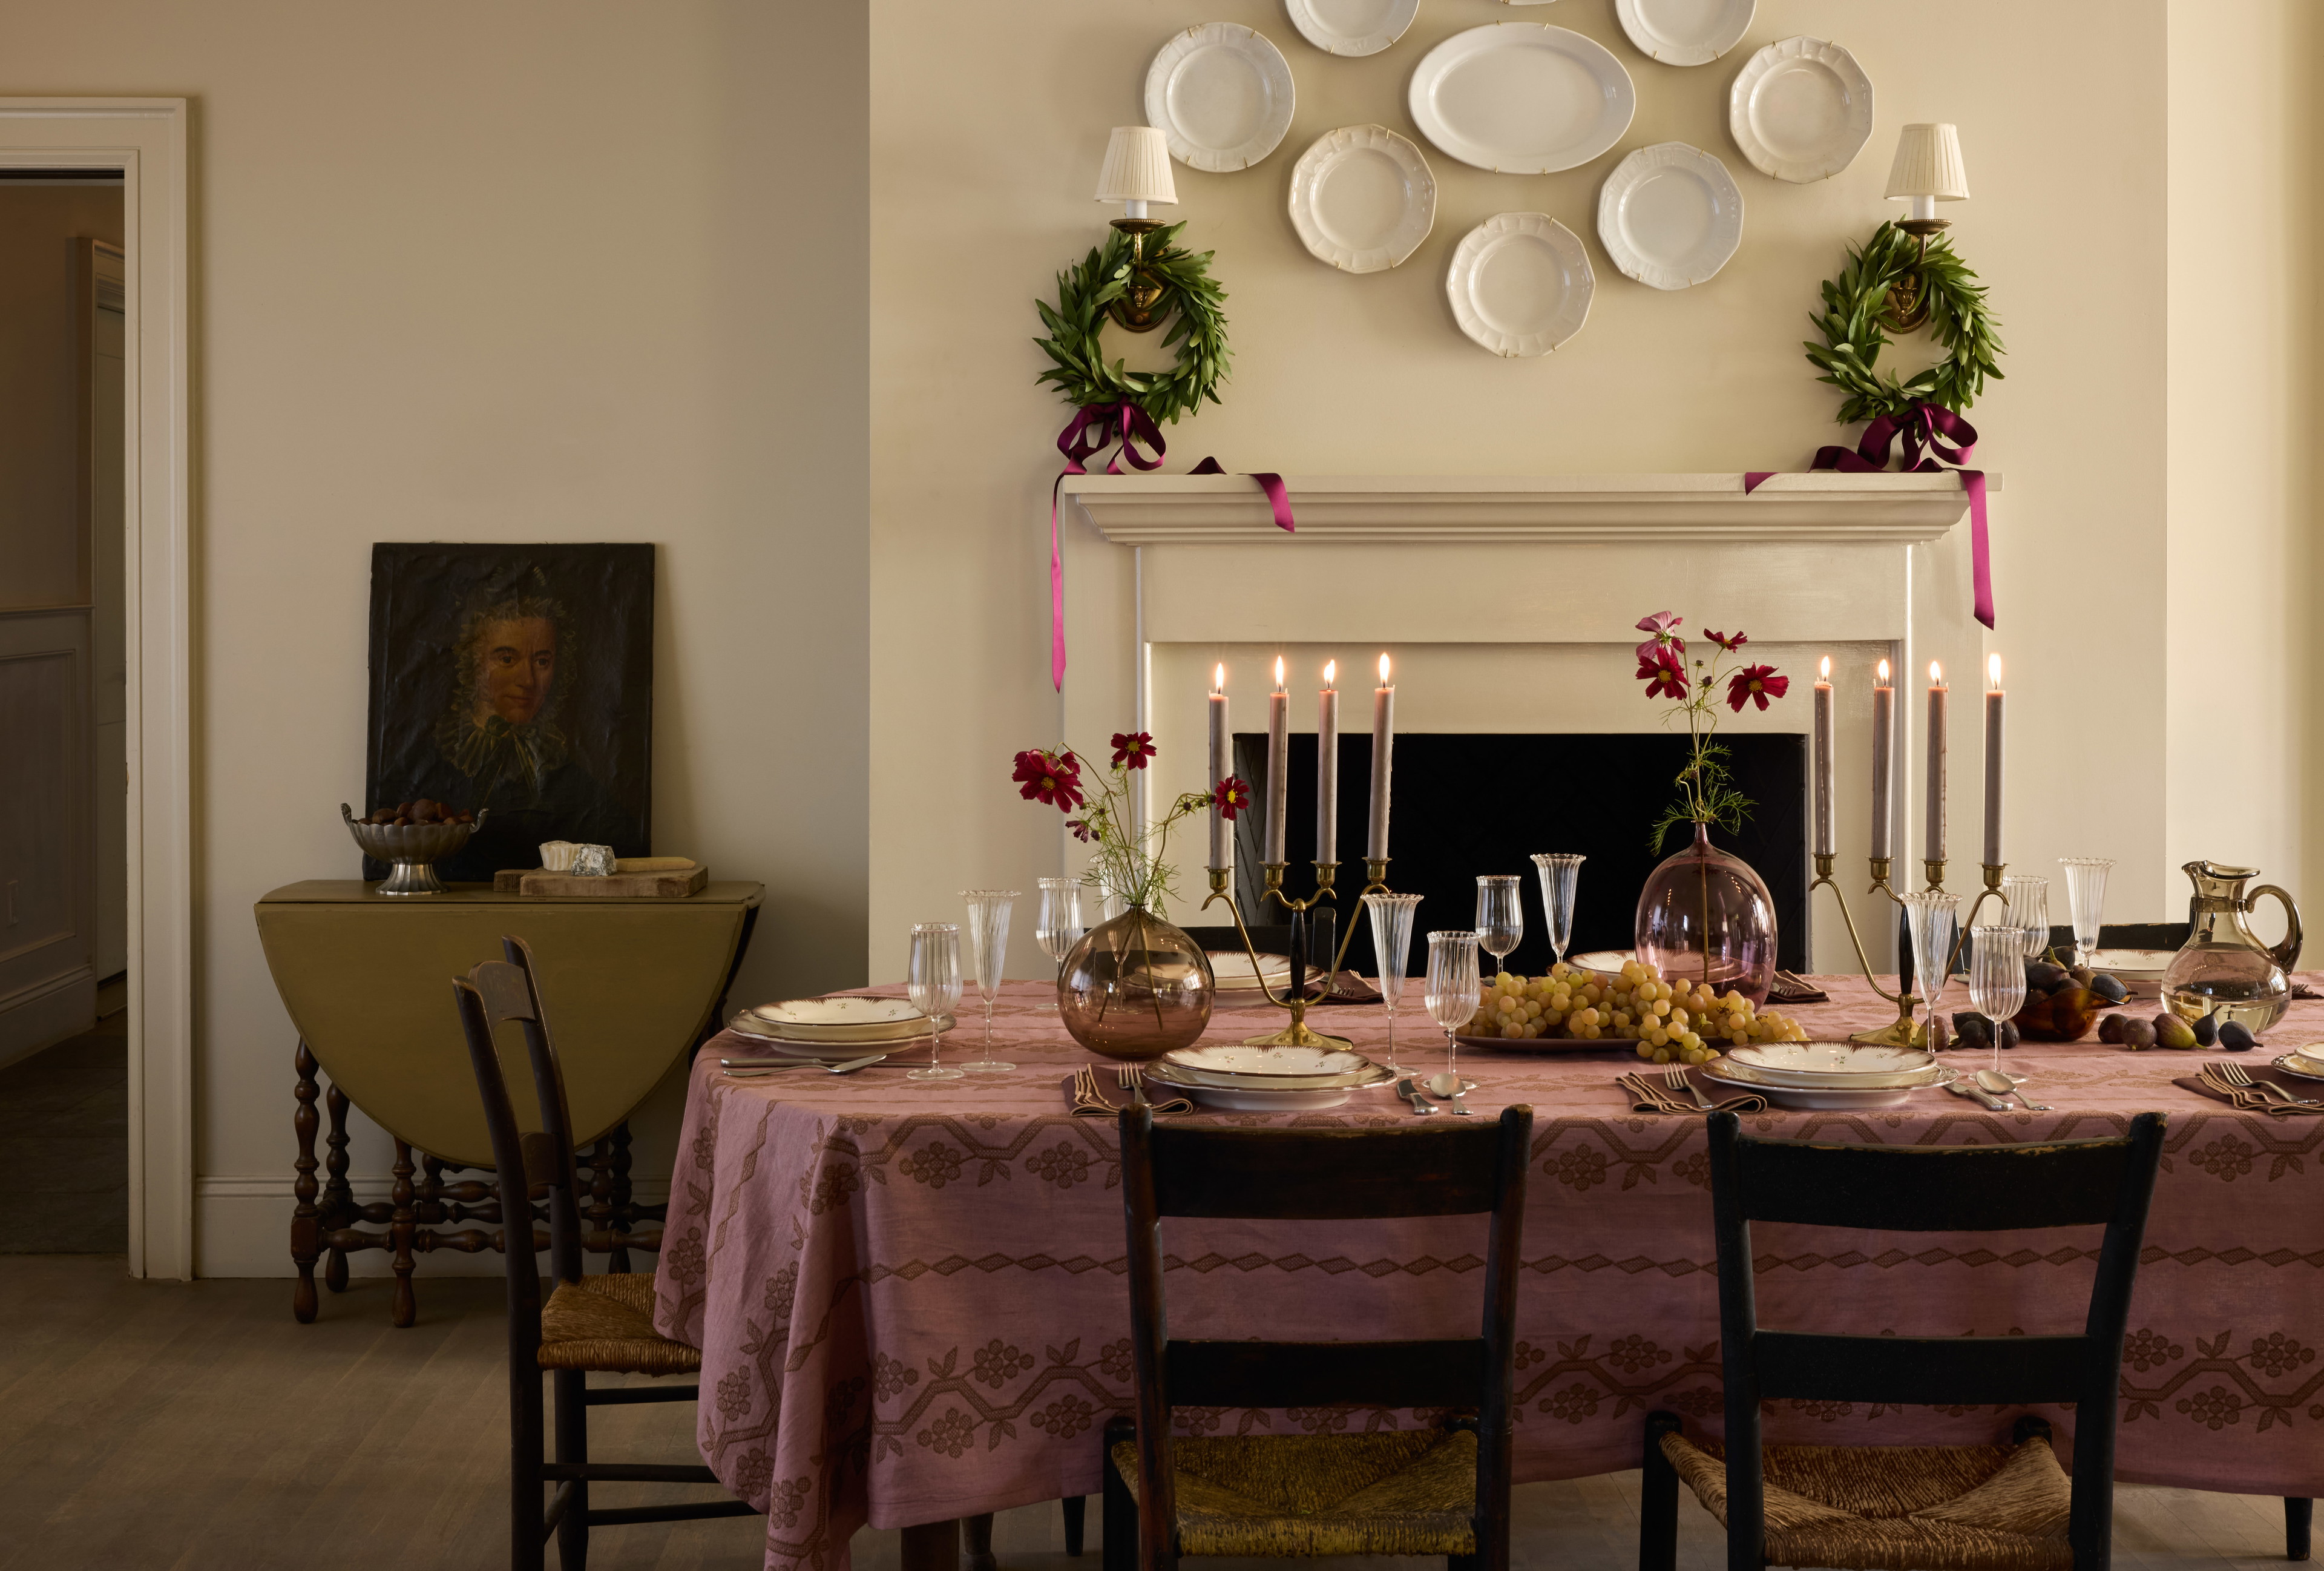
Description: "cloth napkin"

(1307, 970), (1382, 1005)
(2293, 982), (2321, 1001)
(1061, 1065), (1194, 1117)
(1768, 970), (1830, 1006)
(1618, 1069), (1767, 1116)
(2176, 1062), (2324, 1117)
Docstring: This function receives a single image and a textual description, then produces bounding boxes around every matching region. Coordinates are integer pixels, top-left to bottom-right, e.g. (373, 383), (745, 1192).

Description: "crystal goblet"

(907, 923), (965, 1082)
(1364, 891), (1423, 1075)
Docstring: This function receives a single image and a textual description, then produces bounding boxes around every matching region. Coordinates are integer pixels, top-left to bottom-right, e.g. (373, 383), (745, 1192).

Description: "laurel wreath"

(1804, 221), (2006, 426)
(1034, 222), (1230, 426)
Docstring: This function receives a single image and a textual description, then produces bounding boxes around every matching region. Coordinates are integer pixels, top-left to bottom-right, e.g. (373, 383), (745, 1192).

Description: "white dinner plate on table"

(1446, 213), (1594, 358)
(1722, 1041), (1940, 1089)
(1288, 124), (1436, 273)
(2274, 1050), (2324, 1082)
(1699, 1061), (1955, 1110)
(1283, 0), (1419, 58)
(1207, 951), (1293, 991)
(1617, 0), (1754, 66)
(1146, 23), (1296, 173)
(730, 1009), (951, 1058)
(743, 997), (948, 1044)
(1727, 36), (1873, 184)
(1144, 1058), (1394, 1110)
(1161, 1041), (1379, 1090)
(1407, 25), (1635, 176)
(1597, 142), (1743, 291)
(1569, 949), (1634, 975)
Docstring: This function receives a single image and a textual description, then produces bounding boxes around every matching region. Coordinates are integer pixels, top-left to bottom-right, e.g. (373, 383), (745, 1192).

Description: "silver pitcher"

(2162, 861), (2303, 1033)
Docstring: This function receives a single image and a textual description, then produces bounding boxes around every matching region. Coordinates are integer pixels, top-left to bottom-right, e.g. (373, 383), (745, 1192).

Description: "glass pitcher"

(2162, 861), (2303, 1033)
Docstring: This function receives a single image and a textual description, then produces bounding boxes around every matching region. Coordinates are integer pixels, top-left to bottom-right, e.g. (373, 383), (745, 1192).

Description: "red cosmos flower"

(1012, 748), (1085, 812)
(1064, 818), (1095, 843)
(1213, 776), (1252, 820)
(1705, 630), (1747, 651)
(1636, 645), (1689, 700)
(1110, 731), (1157, 770)
(1634, 610), (1685, 663)
(1725, 664), (1790, 712)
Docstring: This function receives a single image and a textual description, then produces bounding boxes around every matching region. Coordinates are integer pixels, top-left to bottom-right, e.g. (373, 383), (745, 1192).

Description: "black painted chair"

(1641, 1110), (2167, 1571)
(454, 935), (757, 1568)
(1103, 1104), (1532, 1571)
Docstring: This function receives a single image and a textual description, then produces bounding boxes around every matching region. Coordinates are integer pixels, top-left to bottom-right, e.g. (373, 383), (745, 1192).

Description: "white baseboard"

(0, 966), (97, 1071)
(194, 1173), (671, 1279)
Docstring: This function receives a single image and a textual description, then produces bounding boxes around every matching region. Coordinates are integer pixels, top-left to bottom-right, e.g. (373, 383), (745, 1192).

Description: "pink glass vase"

(1633, 823), (1777, 1006)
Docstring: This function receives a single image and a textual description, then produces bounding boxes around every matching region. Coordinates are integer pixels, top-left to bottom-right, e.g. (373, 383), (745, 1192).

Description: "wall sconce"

(1093, 125), (1178, 334)
(1879, 122), (1969, 332)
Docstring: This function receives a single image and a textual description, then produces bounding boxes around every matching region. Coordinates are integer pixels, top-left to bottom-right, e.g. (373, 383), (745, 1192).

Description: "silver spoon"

(1398, 1078), (1440, 1116)
(1977, 1069), (2050, 1110)
(722, 1052), (887, 1077)
(1425, 1070), (1475, 1116)
(1946, 1076), (2013, 1113)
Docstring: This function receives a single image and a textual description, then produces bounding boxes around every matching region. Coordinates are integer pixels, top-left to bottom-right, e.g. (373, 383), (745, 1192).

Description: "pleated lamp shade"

(1094, 126), (1177, 205)
(1885, 123), (1970, 201)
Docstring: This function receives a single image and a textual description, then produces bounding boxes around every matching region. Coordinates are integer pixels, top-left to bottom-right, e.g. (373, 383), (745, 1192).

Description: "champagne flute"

(1529, 854), (1585, 973)
(957, 890), (1018, 1074)
(1425, 930), (1482, 1105)
(2059, 858), (2113, 969)
(1364, 891), (1423, 1075)
(1475, 875), (1523, 985)
(1968, 925), (2028, 1078)
(906, 923), (964, 1082)
(2002, 875), (2050, 961)
(1034, 877), (1085, 1011)
(1900, 891), (1959, 1041)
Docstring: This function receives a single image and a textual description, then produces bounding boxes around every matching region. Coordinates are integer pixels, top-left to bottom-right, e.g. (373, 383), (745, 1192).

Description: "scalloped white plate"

(1728, 36), (1873, 183)
(1408, 24), (1635, 176)
(1288, 124), (1436, 273)
(1597, 142), (1743, 291)
(1146, 23), (1296, 173)
(1283, 0), (1419, 57)
(1617, 0), (1754, 66)
(1446, 212), (1594, 358)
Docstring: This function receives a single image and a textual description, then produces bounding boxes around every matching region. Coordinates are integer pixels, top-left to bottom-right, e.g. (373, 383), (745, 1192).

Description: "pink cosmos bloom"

(1725, 665), (1790, 712)
(1636, 645), (1689, 700)
(1012, 748), (1086, 812)
(1705, 630), (1747, 651)
(1110, 731), (1157, 770)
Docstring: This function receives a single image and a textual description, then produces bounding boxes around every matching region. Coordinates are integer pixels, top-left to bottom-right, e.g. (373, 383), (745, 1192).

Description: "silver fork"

(1117, 1065), (1149, 1109)
(1663, 1065), (1716, 1112)
(2215, 1062), (2319, 1106)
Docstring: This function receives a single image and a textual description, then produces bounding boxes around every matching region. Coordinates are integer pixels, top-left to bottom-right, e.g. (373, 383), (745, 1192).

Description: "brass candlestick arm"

(1201, 858), (1393, 1050)
(1938, 861), (2009, 977)
(1811, 851), (1925, 1048)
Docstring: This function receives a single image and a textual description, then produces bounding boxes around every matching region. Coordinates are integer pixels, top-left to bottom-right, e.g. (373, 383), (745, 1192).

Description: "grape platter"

(1465, 959), (1809, 1065)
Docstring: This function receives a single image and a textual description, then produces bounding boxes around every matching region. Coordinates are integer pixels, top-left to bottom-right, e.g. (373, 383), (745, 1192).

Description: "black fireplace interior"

(1227, 732), (1809, 976)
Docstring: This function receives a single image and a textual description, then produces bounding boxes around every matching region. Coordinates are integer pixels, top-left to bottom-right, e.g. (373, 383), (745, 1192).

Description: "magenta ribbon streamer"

(1744, 403), (1993, 630)
(1048, 403), (1295, 690)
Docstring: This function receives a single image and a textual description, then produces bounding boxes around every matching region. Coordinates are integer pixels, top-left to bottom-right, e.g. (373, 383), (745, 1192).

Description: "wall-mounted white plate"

(1407, 24), (1636, 175)
(1596, 142), (1744, 290)
(1282, 0), (1419, 57)
(1446, 212), (1594, 357)
(1288, 124), (1437, 273)
(1145, 23), (1297, 172)
(1616, 0), (1754, 66)
(1727, 35), (1873, 183)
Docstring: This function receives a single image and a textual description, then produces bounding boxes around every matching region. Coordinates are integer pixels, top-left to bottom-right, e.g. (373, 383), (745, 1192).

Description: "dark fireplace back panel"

(1230, 732), (1808, 977)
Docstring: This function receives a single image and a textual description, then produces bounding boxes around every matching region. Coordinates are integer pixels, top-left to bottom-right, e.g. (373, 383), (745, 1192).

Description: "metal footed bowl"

(341, 803), (486, 895)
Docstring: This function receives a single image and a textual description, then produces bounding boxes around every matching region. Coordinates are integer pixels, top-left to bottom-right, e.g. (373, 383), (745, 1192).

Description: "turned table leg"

(389, 1139), (418, 1328)
(291, 1042), (322, 1323)
(323, 1082), (353, 1294)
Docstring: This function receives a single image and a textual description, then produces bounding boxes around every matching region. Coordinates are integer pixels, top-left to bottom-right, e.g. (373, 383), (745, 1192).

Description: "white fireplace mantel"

(1060, 471), (2001, 547)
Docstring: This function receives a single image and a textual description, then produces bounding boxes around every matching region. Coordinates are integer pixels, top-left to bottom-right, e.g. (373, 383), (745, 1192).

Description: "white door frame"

(0, 100), (192, 1279)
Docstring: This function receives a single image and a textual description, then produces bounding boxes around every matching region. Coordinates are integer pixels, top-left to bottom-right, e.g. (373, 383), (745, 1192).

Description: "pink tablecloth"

(656, 977), (2324, 1571)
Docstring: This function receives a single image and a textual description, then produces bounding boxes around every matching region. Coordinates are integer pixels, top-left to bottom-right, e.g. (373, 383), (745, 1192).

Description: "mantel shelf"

(1060, 471), (2000, 547)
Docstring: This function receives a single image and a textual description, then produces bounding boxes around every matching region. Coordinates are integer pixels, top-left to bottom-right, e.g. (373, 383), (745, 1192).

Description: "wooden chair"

(1104, 1102), (1533, 1571)
(1641, 1110), (2167, 1571)
(454, 935), (757, 1568)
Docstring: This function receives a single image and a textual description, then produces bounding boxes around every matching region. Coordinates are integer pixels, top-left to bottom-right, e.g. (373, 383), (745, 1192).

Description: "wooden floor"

(0, 1013), (128, 1253)
(0, 1255), (2298, 1569)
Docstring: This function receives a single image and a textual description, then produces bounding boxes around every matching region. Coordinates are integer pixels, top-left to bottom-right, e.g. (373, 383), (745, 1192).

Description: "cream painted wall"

(870, 0), (2170, 983)
(3, 1), (868, 1271)
(2165, 0), (2322, 922)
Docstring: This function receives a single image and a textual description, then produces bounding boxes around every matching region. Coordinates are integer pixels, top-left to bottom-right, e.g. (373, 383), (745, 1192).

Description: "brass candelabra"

(1811, 852), (2007, 1047)
(1203, 857), (1391, 1050)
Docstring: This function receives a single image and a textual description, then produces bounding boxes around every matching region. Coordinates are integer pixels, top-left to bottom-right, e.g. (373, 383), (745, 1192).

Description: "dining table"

(655, 974), (2324, 1571)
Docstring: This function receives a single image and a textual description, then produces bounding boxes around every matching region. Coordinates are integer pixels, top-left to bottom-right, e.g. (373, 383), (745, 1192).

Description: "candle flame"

(1929, 660), (1944, 685)
(1273, 656), (1285, 688)
(1877, 657), (1890, 683)
(1988, 653), (2003, 688)
(1378, 652), (1391, 683)
(1323, 659), (1336, 685)
(1213, 662), (1224, 694)
(1819, 655), (1831, 680)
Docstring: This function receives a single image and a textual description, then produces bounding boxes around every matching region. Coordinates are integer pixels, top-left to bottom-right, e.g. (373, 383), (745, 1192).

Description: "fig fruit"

(2027, 961), (2071, 994)
(2219, 1020), (2258, 1052)
(2153, 1013), (2198, 1050)
(2119, 1018), (2156, 1049)
(2099, 1012), (2128, 1044)
(2192, 1011), (2219, 1047)
(1995, 1019), (2020, 1052)
(2090, 973), (2129, 1004)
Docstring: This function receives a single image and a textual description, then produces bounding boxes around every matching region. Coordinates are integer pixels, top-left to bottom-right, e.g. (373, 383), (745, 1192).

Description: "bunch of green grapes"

(1465, 959), (1809, 1065)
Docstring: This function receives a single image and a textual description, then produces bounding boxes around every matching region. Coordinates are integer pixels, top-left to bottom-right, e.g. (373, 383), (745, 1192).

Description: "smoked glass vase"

(1057, 904), (1214, 1061)
(1633, 823), (1777, 1006)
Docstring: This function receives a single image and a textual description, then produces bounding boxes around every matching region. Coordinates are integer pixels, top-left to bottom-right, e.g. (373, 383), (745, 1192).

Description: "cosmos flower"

(1109, 731), (1157, 770)
(1213, 776), (1252, 820)
(1012, 748), (1085, 811)
(1636, 645), (1689, 700)
(1705, 630), (1747, 651)
(1064, 818), (1095, 843)
(1634, 610), (1685, 663)
(1725, 665), (1790, 712)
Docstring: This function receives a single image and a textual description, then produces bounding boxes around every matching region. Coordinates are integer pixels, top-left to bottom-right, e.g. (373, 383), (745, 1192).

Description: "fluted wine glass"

(1034, 877), (1085, 1012)
(2003, 875), (2050, 961)
(957, 890), (1018, 1074)
(906, 923), (964, 1082)
(1364, 891), (1423, 1075)
(1425, 930), (1482, 1103)
(1968, 925), (2029, 1077)
(1529, 854), (1585, 972)
(1475, 876), (1523, 985)
(1900, 890), (1960, 1041)
(2059, 858), (2113, 969)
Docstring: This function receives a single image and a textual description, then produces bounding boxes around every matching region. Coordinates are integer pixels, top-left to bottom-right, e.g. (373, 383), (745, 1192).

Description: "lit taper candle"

(1925, 660), (1948, 865)
(1982, 653), (2004, 867)
(1367, 653), (1394, 860)
(1264, 657), (1289, 865)
(1207, 663), (1231, 872)
(1812, 656), (1834, 857)
(1870, 658), (1894, 860)
(1316, 660), (1339, 864)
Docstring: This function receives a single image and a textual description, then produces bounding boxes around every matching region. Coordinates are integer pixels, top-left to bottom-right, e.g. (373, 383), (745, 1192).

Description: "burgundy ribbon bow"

(1049, 403), (1293, 690)
(1745, 401), (1993, 629)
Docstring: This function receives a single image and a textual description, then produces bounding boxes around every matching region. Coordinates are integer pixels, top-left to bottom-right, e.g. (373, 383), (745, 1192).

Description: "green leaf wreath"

(1803, 221), (2005, 424)
(1034, 222), (1229, 424)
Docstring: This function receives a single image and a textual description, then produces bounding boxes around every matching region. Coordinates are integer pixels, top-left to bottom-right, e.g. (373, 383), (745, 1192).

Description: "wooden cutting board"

(492, 864), (711, 898)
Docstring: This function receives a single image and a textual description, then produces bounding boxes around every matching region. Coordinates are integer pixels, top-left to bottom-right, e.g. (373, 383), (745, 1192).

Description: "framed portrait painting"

(364, 543), (654, 883)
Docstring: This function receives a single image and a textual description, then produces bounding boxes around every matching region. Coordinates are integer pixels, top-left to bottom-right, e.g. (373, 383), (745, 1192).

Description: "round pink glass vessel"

(1633, 823), (1777, 1006)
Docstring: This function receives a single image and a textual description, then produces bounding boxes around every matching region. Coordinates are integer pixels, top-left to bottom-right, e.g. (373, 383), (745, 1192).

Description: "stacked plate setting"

(1699, 1041), (1956, 1110)
(1207, 951), (1294, 995)
(1143, 1041), (1394, 1111)
(728, 996), (951, 1063)
(2275, 1047), (2324, 1082)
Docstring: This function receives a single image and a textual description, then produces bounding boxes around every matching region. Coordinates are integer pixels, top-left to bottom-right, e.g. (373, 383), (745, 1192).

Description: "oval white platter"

(1727, 36), (1873, 183)
(1699, 1061), (1955, 1110)
(1282, 0), (1419, 58)
(1446, 212), (1594, 358)
(1288, 124), (1436, 274)
(1617, 0), (1754, 67)
(1146, 23), (1297, 173)
(1597, 142), (1743, 291)
(1145, 1058), (1394, 1110)
(1407, 24), (1636, 176)
(1721, 1041), (1942, 1090)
